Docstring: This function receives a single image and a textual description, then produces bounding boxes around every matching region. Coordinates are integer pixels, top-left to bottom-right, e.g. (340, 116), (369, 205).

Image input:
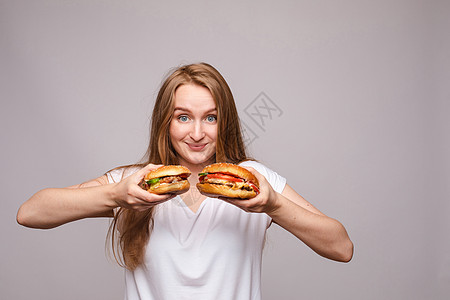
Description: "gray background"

(1, 0), (449, 299)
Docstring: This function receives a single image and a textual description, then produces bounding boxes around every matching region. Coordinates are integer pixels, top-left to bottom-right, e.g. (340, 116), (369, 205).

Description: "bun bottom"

(150, 180), (190, 195)
(196, 183), (257, 199)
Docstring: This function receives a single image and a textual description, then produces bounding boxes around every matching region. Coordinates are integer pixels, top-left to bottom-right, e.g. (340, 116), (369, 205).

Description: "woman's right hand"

(111, 164), (176, 211)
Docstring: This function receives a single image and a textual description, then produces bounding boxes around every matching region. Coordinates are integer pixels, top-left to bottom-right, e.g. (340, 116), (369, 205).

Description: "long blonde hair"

(109, 63), (250, 270)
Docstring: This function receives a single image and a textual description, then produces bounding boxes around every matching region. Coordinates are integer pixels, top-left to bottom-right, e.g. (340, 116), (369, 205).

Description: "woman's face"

(169, 84), (218, 167)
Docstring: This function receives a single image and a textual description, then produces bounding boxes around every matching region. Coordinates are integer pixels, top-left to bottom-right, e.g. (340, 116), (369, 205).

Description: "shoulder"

(238, 160), (287, 193)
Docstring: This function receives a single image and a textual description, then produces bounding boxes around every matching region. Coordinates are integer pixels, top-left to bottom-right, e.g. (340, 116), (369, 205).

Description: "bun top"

(144, 165), (191, 180)
(200, 163), (259, 186)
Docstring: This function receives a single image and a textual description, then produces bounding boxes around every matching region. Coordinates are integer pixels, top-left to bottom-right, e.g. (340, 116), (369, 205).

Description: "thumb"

(135, 163), (163, 181)
(241, 166), (262, 180)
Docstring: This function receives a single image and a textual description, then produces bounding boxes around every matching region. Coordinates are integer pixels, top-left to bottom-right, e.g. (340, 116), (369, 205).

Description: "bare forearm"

(268, 194), (353, 262)
(17, 185), (118, 229)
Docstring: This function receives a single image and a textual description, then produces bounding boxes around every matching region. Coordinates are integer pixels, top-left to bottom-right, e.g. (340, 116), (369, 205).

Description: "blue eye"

(206, 115), (217, 122)
(178, 115), (189, 122)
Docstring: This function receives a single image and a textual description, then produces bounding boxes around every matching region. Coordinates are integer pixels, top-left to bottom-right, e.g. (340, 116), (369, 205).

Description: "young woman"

(17, 63), (353, 300)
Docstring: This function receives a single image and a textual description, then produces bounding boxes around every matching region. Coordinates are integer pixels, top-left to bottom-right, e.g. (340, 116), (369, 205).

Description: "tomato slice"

(248, 181), (260, 194)
(204, 173), (243, 182)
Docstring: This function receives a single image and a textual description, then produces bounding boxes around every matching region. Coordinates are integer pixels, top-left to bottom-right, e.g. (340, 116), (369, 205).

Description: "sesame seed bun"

(141, 165), (191, 195)
(144, 165), (191, 181)
(196, 163), (259, 199)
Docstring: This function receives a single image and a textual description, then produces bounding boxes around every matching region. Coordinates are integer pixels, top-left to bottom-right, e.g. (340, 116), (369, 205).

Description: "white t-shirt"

(108, 161), (286, 300)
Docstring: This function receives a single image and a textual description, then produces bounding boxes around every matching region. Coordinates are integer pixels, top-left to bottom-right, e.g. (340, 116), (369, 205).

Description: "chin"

(186, 155), (215, 166)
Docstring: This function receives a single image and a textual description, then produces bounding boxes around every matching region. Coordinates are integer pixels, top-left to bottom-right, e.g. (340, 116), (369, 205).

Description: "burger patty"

(140, 175), (187, 190)
(201, 178), (254, 191)
(159, 175), (185, 184)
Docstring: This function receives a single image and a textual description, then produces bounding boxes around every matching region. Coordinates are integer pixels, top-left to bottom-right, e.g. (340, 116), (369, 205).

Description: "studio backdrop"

(1, 1), (449, 299)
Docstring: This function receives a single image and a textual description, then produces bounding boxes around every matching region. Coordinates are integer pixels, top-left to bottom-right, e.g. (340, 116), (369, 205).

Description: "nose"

(189, 120), (205, 141)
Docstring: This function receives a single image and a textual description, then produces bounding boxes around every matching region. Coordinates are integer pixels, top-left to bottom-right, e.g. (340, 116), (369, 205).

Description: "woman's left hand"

(219, 166), (280, 214)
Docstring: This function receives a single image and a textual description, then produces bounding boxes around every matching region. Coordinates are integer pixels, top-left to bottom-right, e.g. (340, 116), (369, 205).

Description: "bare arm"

(269, 184), (353, 262)
(17, 175), (115, 229)
(221, 168), (354, 262)
(17, 164), (174, 229)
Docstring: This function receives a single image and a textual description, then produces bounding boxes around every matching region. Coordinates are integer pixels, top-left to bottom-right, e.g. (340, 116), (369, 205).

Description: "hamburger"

(196, 163), (260, 199)
(140, 165), (191, 195)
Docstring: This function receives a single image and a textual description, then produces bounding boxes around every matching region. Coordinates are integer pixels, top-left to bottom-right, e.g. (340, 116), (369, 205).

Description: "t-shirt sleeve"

(106, 166), (141, 184)
(238, 160), (287, 194)
(106, 168), (124, 184)
(105, 166), (141, 216)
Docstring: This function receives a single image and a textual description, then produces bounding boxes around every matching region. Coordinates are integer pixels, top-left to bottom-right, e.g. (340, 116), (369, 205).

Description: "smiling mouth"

(187, 143), (207, 151)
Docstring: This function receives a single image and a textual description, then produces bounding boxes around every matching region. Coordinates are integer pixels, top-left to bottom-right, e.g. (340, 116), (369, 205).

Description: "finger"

(241, 166), (255, 171)
(142, 193), (176, 206)
(127, 194), (171, 210)
(218, 194), (259, 203)
(129, 164), (165, 187)
(218, 196), (244, 209)
(243, 167), (265, 182)
(218, 196), (251, 209)
(240, 166), (258, 175)
(221, 194), (266, 211)
(134, 203), (159, 211)
(166, 194), (177, 200)
(136, 163), (164, 179)
(218, 196), (244, 202)
(135, 186), (179, 203)
(144, 163), (164, 171)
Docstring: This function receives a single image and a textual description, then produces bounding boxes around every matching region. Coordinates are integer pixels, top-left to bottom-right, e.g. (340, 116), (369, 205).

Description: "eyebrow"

(173, 107), (217, 113)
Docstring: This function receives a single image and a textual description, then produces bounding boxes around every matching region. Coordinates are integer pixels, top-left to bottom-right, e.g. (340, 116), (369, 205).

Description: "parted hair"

(109, 62), (250, 270)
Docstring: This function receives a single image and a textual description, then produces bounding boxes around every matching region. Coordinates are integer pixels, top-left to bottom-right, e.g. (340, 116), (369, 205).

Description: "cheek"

(168, 122), (176, 140)
(169, 122), (184, 141)
(207, 125), (218, 141)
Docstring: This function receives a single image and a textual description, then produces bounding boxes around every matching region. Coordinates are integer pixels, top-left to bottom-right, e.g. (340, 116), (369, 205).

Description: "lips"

(187, 143), (207, 151)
